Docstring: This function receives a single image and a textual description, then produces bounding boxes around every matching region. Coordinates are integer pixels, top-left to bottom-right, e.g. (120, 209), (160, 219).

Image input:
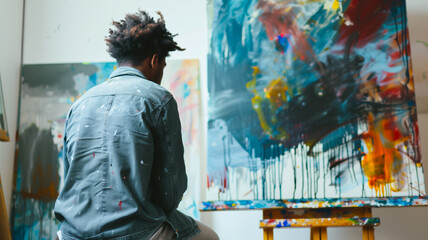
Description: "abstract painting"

(207, 0), (425, 201)
(12, 60), (201, 239)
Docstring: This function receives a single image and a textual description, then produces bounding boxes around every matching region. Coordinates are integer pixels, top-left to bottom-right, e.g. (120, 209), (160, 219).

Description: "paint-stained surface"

(12, 60), (200, 239)
(260, 217), (380, 228)
(207, 0), (425, 201)
(200, 196), (428, 211)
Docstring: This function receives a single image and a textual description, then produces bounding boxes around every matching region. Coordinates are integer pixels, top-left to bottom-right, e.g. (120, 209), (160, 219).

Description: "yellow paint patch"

(332, 0), (340, 10)
(246, 66), (289, 140)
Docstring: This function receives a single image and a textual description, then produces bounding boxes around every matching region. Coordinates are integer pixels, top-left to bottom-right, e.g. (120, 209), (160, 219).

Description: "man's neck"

(118, 62), (143, 72)
(117, 61), (158, 84)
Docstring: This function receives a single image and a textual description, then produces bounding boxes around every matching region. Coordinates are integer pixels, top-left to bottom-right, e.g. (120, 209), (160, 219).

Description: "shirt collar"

(108, 66), (147, 80)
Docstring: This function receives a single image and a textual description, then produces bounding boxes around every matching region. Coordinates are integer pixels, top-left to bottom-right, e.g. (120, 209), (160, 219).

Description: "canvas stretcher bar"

(200, 197), (428, 211)
(260, 217), (380, 228)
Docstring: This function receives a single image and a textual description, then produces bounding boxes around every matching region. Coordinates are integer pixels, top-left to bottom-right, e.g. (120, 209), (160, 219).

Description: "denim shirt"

(54, 67), (200, 240)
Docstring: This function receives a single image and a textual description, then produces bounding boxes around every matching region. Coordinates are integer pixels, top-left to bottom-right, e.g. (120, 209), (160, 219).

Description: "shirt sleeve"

(63, 111), (71, 179)
(63, 135), (70, 179)
(151, 97), (188, 212)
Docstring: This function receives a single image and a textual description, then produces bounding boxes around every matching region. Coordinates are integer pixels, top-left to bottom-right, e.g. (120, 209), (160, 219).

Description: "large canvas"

(207, 0), (425, 201)
(12, 60), (201, 239)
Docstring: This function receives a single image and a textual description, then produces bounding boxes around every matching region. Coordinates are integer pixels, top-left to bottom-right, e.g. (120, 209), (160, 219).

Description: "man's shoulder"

(123, 75), (174, 108)
(75, 75), (173, 109)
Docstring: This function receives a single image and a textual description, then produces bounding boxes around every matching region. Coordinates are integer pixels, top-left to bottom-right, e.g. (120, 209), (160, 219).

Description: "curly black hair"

(105, 10), (184, 65)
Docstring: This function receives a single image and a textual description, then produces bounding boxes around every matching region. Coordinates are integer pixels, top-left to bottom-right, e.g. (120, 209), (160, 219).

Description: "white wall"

(0, 0), (24, 218)
(0, 0), (426, 239)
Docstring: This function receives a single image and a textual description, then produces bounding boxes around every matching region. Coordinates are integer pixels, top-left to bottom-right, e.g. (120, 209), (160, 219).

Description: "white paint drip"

(345, 19), (354, 26)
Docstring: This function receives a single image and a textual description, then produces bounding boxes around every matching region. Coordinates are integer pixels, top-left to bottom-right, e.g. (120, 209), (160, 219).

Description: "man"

(54, 10), (218, 240)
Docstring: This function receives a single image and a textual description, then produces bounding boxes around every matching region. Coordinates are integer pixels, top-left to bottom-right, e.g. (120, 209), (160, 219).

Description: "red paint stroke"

(220, 167), (228, 193)
(338, 0), (395, 47)
(413, 120), (421, 164)
(382, 115), (402, 142)
(256, 0), (317, 64)
(378, 85), (408, 101)
(207, 175), (211, 188)
(93, 153), (95, 158)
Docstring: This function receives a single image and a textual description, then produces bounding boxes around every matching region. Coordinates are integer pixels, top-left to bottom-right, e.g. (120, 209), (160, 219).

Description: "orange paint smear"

(21, 164), (59, 201)
(361, 113), (408, 196)
(265, 78), (287, 107)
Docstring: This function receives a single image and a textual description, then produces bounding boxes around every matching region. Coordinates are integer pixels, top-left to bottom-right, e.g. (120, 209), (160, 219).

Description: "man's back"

(54, 67), (194, 240)
(54, 10), (218, 240)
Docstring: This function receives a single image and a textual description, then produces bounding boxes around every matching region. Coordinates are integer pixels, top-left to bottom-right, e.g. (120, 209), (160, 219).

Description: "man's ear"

(150, 54), (159, 69)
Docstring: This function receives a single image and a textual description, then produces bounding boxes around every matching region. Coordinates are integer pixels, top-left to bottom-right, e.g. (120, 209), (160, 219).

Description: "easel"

(261, 207), (378, 240)
(200, 198), (427, 240)
(0, 174), (12, 240)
